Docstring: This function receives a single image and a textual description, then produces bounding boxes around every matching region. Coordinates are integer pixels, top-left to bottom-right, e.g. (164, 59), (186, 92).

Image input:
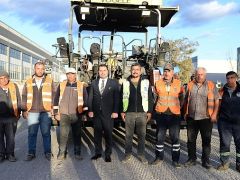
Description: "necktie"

(100, 79), (105, 94)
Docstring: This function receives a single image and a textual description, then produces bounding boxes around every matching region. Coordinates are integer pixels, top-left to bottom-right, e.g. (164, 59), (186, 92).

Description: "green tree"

(162, 37), (198, 83)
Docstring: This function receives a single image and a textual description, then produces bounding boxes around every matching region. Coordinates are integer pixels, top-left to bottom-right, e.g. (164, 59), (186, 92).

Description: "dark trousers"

(59, 114), (82, 155)
(155, 113), (181, 162)
(125, 112), (147, 156)
(218, 119), (240, 166)
(93, 112), (113, 157)
(187, 118), (213, 163)
(0, 120), (15, 156)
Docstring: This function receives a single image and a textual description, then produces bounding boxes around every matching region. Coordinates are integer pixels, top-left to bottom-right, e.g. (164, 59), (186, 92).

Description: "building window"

(32, 57), (39, 65)
(22, 53), (31, 63)
(0, 60), (7, 71)
(9, 63), (21, 80)
(10, 48), (21, 59)
(0, 43), (7, 55)
(22, 66), (31, 80)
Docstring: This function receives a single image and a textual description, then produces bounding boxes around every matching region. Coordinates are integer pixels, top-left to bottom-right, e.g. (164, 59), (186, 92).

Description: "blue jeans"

(28, 112), (51, 154)
(155, 113), (181, 162)
(218, 119), (240, 166)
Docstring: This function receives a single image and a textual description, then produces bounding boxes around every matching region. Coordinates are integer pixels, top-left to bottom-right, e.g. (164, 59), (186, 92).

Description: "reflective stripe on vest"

(185, 80), (215, 116)
(220, 152), (230, 156)
(7, 82), (19, 118)
(155, 79), (181, 115)
(59, 80), (84, 113)
(26, 76), (52, 112)
(122, 79), (149, 112)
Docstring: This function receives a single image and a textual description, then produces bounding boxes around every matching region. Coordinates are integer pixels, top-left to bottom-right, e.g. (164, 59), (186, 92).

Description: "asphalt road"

(0, 118), (239, 180)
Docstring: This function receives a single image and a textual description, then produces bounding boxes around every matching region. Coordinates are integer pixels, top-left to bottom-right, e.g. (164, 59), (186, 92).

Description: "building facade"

(0, 20), (63, 82)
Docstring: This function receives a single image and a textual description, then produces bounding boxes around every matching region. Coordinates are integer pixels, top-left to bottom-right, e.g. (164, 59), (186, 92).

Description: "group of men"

(0, 61), (239, 173)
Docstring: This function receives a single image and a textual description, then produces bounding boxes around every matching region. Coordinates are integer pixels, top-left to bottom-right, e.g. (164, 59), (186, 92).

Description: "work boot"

(122, 154), (132, 163)
(0, 154), (5, 162)
(7, 154), (17, 162)
(75, 154), (83, 160)
(150, 158), (163, 165)
(45, 153), (53, 161)
(57, 152), (66, 160)
(217, 162), (230, 171)
(172, 161), (181, 168)
(25, 154), (36, 161)
(236, 165), (240, 173)
(184, 159), (196, 167)
(137, 155), (148, 165)
(202, 162), (212, 170)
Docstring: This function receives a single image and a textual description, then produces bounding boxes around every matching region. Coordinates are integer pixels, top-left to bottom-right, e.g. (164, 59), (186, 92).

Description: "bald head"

(195, 67), (207, 83)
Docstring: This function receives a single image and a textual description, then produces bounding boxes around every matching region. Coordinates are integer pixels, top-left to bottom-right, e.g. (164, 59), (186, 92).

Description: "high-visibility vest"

(26, 76), (53, 112)
(7, 82), (19, 118)
(185, 80), (215, 116)
(155, 79), (181, 115)
(59, 80), (84, 113)
(122, 79), (149, 112)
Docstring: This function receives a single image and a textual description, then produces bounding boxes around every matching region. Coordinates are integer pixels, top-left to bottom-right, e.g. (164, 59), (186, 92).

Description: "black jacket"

(120, 76), (153, 113)
(0, 83), (21, 120)
(88, 78), (120, 116)
(218, 82), (240, 124)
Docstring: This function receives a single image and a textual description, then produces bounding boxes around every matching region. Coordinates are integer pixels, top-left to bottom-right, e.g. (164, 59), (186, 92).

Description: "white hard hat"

(65, 67), (76, 74)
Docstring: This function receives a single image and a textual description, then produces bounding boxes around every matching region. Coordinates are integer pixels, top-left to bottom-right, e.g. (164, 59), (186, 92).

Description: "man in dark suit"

(88, 64), (120, 162)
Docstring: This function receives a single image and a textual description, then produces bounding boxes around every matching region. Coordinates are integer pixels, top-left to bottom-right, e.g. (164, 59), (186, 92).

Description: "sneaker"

(172, 161), (181, 168)
(75, 154), (83, 160)
(184, 159), (196, 167)
(217, 163), (230, 171)
(137, 155), (148, 165)
(202, 162), (212, 170)
(45, 153), (53, 161)
(150, 158), (163, 165)
(25, 154), (36, 161)
(122, 154), (132, 163)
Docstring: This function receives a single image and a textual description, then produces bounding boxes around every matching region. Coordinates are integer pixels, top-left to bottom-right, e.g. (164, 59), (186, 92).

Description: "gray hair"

(195, 67), (207, 74)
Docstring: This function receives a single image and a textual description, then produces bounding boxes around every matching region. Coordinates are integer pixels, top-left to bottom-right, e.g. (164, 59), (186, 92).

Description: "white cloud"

(189, 1), (238, 21)
(168, 0), (240, 27)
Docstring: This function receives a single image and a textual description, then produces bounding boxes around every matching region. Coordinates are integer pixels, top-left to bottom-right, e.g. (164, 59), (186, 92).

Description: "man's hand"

(146, 113), (152, 122)
(82, 114), (88, 121)
(210, 113), (217, 123)
(121, 113), (126, 122)
(54, 114), (60, 121)
(111, 113), (118, 119)
(88, 112), (94, 118)
(22, 111), (28, 119)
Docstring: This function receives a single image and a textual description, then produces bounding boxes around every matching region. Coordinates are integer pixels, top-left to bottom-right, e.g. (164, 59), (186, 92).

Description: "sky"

(0, 0), (240, 63)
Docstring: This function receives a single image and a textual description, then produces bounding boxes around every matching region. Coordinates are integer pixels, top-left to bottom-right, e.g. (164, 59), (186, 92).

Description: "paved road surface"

(0, 118), (239, 180)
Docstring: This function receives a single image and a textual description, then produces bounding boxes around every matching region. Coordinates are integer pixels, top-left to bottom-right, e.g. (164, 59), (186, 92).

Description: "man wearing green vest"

(120, 63), (153, 164)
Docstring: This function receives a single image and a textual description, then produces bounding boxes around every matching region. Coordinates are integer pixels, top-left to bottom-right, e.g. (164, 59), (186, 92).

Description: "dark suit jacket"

(88, 78), (120, 116)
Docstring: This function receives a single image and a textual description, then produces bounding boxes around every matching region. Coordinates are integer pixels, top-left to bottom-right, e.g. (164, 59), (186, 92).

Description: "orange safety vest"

(155, 79), (182, 115)
(185, 80), (215, 116)
(59, 80), (84, 114)
(7, 82), (19, 118)
(26, 76), (53, 112)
